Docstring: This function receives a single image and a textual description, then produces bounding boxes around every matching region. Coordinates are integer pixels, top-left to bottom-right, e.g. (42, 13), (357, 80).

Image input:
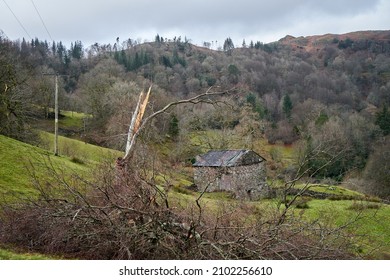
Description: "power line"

(0, 29), (9, 39)
(1, 0), (32, 40)
(30, 0), (54, 41)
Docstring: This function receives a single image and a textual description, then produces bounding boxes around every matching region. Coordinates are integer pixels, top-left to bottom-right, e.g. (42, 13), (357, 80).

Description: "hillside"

(279, 30), (390, 53)
(0, 131), (123, 197)
(0, 133), (122, 259)
(1, 133), (389, 259)
(0, 134), (87, 199)
(1, 30), (390, 259)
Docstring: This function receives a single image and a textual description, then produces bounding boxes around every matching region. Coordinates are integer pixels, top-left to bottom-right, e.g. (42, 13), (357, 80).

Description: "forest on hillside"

(1, 30), (389, 199)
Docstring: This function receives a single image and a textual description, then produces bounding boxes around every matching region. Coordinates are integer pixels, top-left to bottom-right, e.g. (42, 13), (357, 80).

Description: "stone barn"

(193, 150), (268, 200)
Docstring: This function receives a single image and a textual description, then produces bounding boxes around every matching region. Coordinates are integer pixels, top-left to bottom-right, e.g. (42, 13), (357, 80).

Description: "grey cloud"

(1, 0), (388, 47)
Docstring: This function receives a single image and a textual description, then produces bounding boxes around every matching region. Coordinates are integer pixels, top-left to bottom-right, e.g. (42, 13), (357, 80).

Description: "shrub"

(172, 185), (192, 195)
(294, 197), (312, 209)
(347, 202), (381, 211)
(362, 138), (390, 200)
(70, 156), (84, 165)
(0, 162), (356, 260)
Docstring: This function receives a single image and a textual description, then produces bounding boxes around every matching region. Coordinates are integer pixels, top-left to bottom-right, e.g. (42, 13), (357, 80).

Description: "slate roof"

(193, 150), (265, 167)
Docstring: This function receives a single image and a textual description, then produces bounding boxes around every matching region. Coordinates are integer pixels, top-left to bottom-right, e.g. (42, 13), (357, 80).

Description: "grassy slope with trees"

(1, 30), (390, 259)
(1, 133), (389, 259)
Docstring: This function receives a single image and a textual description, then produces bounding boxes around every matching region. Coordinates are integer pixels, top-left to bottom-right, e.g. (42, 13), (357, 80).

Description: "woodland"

(0, 30), (389, 259)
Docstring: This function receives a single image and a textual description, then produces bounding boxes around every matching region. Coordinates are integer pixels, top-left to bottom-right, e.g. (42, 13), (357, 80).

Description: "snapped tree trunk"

(123, 86), (151, 162)
(119, 86), (235, 167)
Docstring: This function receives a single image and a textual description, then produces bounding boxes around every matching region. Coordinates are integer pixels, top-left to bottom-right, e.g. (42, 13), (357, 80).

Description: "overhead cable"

(30, 0), (54, 41)
(2, 0), (32, 39)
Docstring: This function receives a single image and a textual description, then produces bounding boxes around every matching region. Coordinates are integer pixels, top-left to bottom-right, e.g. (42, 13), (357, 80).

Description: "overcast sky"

(1, 0), (389, 49)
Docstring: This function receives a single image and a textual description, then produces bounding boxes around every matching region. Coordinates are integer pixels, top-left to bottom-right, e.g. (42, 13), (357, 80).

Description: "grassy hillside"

(304, 199), (390, 258)
(0, 133), (123, 259)
(33, 108), (122, 163)
(0, 133), (123, 199)
(38, 131), (122, 164)
(1, 133), (389, 259)
(32, 110), (87, 133)
(0, 134), (88, 199)
(0, 134), (94, 259)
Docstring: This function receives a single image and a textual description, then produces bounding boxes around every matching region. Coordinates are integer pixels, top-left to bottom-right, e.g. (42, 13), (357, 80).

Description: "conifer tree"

(282, 94), (293, 119)
(376, 105), (390, 135)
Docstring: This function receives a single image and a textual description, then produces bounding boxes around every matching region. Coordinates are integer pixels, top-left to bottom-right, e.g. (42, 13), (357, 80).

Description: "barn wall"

(194, 163), (268, 200)
(194, 167), (221, 192)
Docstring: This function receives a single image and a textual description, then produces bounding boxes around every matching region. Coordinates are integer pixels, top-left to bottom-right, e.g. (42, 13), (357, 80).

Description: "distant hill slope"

(278, 30), (390, 52)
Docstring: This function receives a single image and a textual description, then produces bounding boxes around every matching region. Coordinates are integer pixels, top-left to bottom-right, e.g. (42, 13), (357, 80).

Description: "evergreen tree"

(20, 38), (29, 58)
(155, 34), (161, 43)
(168, 114), (179, 139)
(246, 93), (265, 119)
(282, 94), (293, 119)
(223, 37), (234, 55)
(246, 93), (256, 108)
(51, 41), (56, 56)
(71, 41), (83, 59)
(254, 41), (263, 49)
(376, 105), (390, 135)
(57, 41), (65, 61)
(228, 64), (240, 84)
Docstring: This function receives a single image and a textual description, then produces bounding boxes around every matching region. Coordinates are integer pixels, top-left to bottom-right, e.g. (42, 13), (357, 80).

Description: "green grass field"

(0, 134), (91, 199)
(59, 110), (87, 130)
(38, 131), (122, 164)
(303, 199), (390, 258)
(0, 247), (53, 260)
(294, 183), (366, 197)
(0, 134), (106, 259)
(32, 108), (121, 164)
(32, 110), (88, 133)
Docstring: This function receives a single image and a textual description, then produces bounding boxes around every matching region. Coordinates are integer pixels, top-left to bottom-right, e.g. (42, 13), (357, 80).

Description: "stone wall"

(194, 162), (268, 200)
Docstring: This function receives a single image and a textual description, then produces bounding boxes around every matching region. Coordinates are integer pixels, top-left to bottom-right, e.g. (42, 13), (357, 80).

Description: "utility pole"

(42, 72), (63, 156)
(54, 74), (59, 156)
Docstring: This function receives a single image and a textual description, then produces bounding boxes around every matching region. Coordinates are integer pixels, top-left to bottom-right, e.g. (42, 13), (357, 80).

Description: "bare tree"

(0, 44), (37, 141)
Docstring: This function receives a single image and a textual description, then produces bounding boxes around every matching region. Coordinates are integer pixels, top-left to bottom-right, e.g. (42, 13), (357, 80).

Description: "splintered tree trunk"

(122, 86), (151, 162)
(124, 91), (143, 159)
(118, 85), (234, 169)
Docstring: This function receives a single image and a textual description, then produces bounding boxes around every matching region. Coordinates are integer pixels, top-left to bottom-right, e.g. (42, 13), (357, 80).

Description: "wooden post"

(42, 72), (66, 156)
(54, 74), (59, 156)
